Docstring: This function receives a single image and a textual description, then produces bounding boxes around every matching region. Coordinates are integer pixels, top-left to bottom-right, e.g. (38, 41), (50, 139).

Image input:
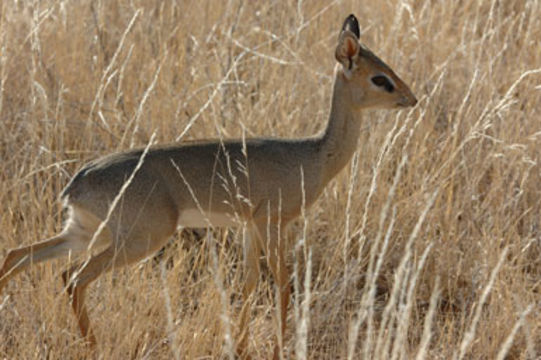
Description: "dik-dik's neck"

(316, 70), (363, 187)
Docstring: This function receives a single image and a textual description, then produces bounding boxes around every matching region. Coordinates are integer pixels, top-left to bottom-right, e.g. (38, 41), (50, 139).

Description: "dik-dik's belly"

(177, 208), (239, 228)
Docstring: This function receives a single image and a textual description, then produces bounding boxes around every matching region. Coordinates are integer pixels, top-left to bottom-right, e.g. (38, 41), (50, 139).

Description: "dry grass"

(1, 0), (540, 359)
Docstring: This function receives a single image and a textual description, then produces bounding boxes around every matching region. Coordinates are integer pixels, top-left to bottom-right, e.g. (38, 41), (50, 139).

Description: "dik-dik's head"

(335, 14), (417, 110)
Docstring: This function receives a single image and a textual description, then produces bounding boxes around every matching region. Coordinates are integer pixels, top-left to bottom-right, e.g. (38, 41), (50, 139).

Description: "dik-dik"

(0, 14), (417, 359)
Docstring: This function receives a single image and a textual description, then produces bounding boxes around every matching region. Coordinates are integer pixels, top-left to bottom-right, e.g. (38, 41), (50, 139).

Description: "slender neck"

(317, 69), (363, 186)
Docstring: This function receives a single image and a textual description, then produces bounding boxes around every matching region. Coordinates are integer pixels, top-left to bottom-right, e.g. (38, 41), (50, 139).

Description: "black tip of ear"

(342, 14), (360, 39)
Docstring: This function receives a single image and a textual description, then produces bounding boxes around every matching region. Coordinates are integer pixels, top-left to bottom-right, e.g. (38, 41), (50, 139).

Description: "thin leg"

(61, 246), (120, 346)
(60, 227), (176, 347)
(0, 234), (69, 292)
(236, 224), (262, 358)
(254, 220), (290, 360)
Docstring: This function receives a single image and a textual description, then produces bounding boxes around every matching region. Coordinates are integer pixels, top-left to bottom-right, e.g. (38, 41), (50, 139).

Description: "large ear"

(334, 37), (360, 77)
(341, 14), (360, 39)
(335, 17), (360, 75)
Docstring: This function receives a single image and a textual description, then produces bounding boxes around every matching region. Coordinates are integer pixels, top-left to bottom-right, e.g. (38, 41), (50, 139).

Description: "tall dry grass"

(0, 0), (540, 359)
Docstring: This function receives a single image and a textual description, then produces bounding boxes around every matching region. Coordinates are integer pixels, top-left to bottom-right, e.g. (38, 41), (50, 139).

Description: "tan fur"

(0, 14), (416, 359)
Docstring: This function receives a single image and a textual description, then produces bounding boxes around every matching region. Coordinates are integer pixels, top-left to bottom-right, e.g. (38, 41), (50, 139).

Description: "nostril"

(399, 96), (417, 107)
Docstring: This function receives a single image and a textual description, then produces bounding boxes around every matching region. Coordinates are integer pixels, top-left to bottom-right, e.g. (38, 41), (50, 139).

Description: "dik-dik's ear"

(335, 14), (361, 78)
(341, 14), (360, 39)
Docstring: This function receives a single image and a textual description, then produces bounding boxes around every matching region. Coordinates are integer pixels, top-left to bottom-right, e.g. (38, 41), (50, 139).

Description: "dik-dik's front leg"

(257, 219), (291, 360)
(236, 224), (262, 358)
(236, 219), (291, 360)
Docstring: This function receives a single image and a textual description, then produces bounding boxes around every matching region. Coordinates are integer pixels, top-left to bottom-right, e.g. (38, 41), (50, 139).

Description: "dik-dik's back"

(63, 137), (325, 233)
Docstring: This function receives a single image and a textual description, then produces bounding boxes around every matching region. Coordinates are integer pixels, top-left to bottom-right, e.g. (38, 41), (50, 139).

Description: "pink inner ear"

(345, 37), (358, 58)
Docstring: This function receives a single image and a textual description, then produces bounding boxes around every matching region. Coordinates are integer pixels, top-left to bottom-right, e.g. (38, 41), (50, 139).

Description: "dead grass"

(0, 0), (540, 359)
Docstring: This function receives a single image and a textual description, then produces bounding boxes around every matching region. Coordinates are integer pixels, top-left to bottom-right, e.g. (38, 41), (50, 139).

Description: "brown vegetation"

(0, 1), (539, 359)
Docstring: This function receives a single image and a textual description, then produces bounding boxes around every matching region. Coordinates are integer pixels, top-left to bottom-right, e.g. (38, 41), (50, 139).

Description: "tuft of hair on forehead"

(341, 14), (360, 39)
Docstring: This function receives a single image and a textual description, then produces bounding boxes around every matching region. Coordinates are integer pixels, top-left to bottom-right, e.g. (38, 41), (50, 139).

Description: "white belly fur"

(178, 209), (238, 228)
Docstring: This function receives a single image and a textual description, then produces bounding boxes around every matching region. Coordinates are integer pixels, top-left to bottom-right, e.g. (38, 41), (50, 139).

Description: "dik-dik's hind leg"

(61, 228), (177, 346)
(0, 233), (73, 292)
(61, 245), (123, 346)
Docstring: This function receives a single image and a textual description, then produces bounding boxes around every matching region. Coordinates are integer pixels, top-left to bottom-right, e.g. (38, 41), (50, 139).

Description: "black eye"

(371, 75), (394, 93)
